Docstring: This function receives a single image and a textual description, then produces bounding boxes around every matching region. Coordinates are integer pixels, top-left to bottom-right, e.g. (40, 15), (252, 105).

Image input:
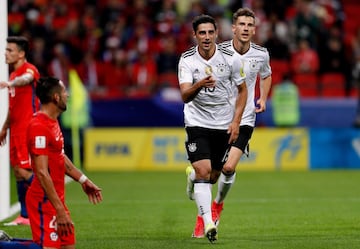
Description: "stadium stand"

(6, 0), (359, 102)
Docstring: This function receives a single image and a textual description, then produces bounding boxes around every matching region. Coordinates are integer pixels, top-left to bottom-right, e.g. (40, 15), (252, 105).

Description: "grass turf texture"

(2, 170), (360, 249)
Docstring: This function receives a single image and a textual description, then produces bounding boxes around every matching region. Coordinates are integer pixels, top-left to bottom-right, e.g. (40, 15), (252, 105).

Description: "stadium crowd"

(7, 0), (360, 99)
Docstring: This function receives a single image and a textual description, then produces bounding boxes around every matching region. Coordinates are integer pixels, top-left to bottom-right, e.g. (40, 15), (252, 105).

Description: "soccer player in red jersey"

(26, 76), (102, 248)
(0, 36), (40, 226)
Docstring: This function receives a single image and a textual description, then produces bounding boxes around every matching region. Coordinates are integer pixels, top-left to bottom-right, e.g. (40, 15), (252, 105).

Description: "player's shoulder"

(250, 43), (269, 54)
(23, 61), (40, 75)
(31, 112), (49, 123)
(28, 114), (43, 130)
(218, 42), (235, 57)
(23, 61), (38, 70)
(181, 46), (197, 59)
(219, 40), (232, 49)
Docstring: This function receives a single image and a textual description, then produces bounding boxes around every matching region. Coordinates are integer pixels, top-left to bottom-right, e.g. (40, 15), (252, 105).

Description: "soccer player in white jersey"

(186, 8), (272, 237)
(178, 14), (248, 242)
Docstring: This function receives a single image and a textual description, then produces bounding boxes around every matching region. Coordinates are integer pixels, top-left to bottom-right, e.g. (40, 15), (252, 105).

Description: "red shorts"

(10, 134), (31, 169)
(26, 193), (75, 248)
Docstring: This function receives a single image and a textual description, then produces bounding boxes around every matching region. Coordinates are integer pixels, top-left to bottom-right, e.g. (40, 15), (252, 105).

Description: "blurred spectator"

(28, 37), (51, 75)
(263, 0), (293, 21)
(318, 24), (352, 94)
(246, 0), (269, 44)
(314, 0), (344, 29)
(21, 8), (50, 39)
(102, 49), (132, 98)
(128, 47), (158, 98)
(290, 0), (324, 49)
(290, 38), (319, 74)
(156, 36), (179, 90)
(263, 11), (291, 60)
(76, 4), (101, 56)
(125, 13), (156, 62)
(76, 50), (106, 99)
(48, 43), (72, 86)
(156, 35), (178, 74)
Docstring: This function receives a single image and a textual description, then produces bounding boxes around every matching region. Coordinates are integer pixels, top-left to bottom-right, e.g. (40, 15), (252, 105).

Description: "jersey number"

(204, 87), (215, 92)
(49, 215), (57, 229)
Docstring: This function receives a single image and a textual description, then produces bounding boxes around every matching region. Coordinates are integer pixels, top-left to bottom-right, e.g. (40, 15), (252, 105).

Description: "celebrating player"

(178, 14), (248, 242)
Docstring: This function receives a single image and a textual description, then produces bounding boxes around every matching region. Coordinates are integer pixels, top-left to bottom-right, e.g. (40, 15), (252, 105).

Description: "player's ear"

(53, 92), (60, 104)
(18, 49), (26, 59)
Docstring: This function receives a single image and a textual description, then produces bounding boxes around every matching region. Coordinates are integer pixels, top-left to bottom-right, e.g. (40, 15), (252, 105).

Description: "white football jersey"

(220, 41), (272, 127)
(178, 44), (246, 129)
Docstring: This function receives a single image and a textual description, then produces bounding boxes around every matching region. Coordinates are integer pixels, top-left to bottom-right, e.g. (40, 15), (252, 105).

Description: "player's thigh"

(185, 127), (212, 163)
(27, 197), (75, 248)
(209, 129), (230, 171)
(232, 125), (254, 156)
(10, 135), (31, 170)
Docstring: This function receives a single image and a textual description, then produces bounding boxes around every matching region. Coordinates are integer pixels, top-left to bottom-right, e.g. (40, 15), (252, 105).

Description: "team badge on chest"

(205, 66), (213, 75)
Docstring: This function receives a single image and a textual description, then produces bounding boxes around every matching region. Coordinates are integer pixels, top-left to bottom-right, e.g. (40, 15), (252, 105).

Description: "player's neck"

(39, 106), (60, 120)
(12, 59), (26, 71)
(233, 39), (250, 55)
(198, 46), (216, 60)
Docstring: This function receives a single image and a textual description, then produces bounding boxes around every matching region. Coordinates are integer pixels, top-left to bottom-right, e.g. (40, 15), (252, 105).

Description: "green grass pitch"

(2, 170), (360, 249)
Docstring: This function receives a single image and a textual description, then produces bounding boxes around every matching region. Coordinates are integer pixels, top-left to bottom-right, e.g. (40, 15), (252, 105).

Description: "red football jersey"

(27, 112), (66, 202)
(9, 62), (40, 135)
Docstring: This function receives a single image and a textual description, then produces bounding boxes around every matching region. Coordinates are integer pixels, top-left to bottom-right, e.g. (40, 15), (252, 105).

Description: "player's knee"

(222, 164), (235, 175)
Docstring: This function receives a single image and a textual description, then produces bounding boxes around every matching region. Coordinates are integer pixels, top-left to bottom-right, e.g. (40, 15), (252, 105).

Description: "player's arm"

(228, 82), (247, 144)
(179, 75), (215, 103)
(64, 155), (102, 204)
(0, 112), (10, 146)
(0, 73), (34, 88)
(178, 58), (216, 103)
(33, 154), (73, 236)
(256, 75), (272, 113)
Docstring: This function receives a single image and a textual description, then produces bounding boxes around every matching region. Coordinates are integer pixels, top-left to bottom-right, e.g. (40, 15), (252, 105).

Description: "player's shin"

(194, 182), (213, 226)
(214, 171), (236, 204)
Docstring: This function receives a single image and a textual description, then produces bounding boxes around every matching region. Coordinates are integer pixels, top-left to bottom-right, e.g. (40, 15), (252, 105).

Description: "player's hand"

(0, 129), (7, 146)
(201, 75), (216, 88)
(56, 212), (74, 237)
(227, 121), (239, 144)
(81, 179), (103, 204)
(255, 98), (266, 113)
(0, 81), (10, 89)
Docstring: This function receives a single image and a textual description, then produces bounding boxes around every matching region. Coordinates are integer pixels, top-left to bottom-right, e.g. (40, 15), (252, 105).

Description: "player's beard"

(55, 97), (67, 112)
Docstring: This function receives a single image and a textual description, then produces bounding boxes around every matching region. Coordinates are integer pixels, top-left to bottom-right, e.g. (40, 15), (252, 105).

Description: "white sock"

(215, 172), (236, 204)
(194, 182), (213, 226)
(189, 168), (195, 181)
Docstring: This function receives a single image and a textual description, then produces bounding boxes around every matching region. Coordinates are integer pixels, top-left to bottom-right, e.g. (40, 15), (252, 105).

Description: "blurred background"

(6, 0), (360, 171)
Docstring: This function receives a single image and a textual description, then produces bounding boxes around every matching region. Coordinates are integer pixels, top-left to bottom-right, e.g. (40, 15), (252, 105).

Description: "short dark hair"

(7, 36), (29, 56)
(233, 8), (256, 24)
(192, 14), (217, 33)
(36, 76), (62, 104)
